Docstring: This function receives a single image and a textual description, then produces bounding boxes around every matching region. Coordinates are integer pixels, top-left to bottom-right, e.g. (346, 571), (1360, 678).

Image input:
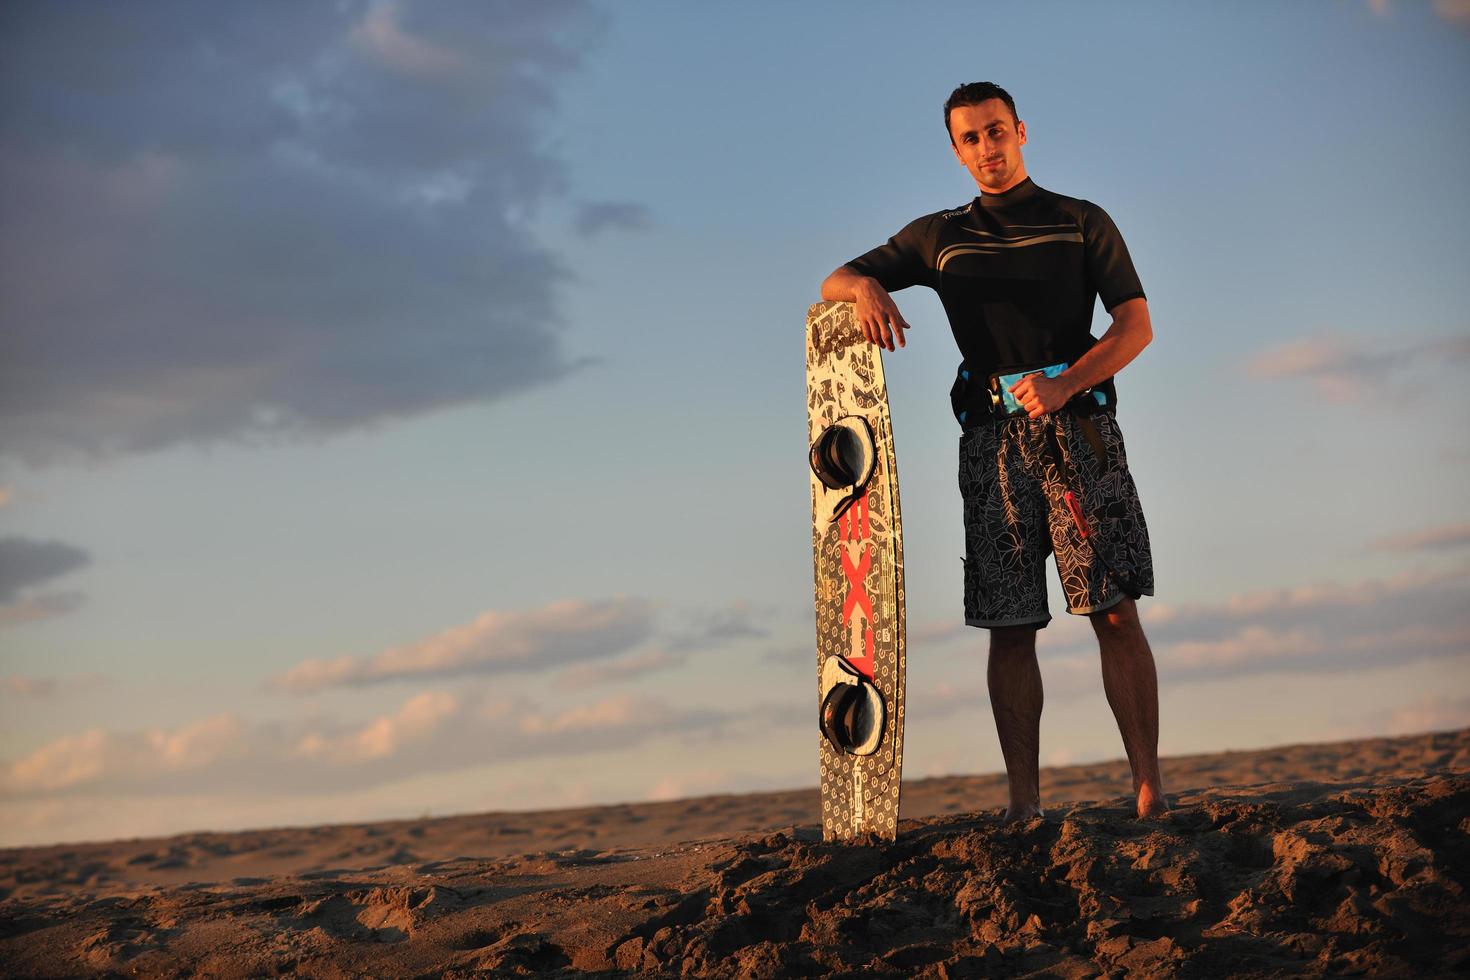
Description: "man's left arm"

(1008, 298), (1152, 418)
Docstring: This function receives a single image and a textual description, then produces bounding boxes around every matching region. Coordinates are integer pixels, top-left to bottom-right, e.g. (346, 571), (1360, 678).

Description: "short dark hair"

(944, 82), (1018, 141)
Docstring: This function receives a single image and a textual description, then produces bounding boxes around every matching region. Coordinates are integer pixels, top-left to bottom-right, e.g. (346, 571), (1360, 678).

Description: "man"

(820, 82), (1167, 821)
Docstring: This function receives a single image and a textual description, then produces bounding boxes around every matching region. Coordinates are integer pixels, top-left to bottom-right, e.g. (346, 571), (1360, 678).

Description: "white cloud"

(909, 619), (971, 647)
(1371, 522), (1470, 553)
(147, 714), (251, 769)
(0, 591), (85, 627)
(649, 767), (732, 802)
(574, 201), (652, 237)
(1047, 747), (1077, 767)
(0, 537), (90, 627)
(270, 597), (655, 692)
(1374, 0), (1470, 28)
(911, 569), (1469, 691)
(292, 690), (460, 763)
(1139, 569), (1470, 681)
(557, 649), (686, 689)
(663, 601), (772, 654)
(1435, 0), (1470, 28)
(2, 676), (57, 698)
(4, 714), (248, 795)
(348, 2), (468, 81)
(0, 538), (90, 604)
(0, 2), (615, 464)
(1376, 693), (1470, 734)
(0, 689), (724, 800)
(1, 673), (110, 699)
(519, 694), (670, 736)
(1244, 331), (1470, 404)
(1334, 692), (1470, 740)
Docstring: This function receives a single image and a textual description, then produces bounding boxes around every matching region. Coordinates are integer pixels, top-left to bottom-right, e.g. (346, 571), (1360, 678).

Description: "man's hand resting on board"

(820, 267), (910, 352)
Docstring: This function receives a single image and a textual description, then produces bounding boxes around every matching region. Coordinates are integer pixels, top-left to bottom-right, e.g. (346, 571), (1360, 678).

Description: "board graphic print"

(805, 301), (906, 842)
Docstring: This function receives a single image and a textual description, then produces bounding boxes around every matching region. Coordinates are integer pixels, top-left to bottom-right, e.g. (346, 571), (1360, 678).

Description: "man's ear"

(1017, 120), (1027, 147)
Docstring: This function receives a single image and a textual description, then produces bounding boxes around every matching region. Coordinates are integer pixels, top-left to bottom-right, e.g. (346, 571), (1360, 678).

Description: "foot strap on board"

(809, 416), (876, 522)
(819, 656), (886, 756)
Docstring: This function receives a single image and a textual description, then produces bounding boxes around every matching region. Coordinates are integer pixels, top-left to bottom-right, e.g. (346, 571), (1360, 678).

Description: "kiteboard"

(805, 301), (906, 842)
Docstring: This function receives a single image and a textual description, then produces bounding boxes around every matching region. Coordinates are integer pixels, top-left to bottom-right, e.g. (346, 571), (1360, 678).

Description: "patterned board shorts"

(959, 411), (1154, 629)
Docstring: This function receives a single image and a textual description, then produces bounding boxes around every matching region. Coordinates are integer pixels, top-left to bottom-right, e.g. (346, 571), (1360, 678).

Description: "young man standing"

(820, 82), (1167, 821)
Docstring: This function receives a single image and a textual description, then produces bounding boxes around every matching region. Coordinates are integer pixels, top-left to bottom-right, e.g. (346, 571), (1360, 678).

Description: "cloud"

(1, 673), (109, 698)
(557, 649), (687, 689)
(760, 642), (813, 671)
(574, 201), (652, 237)
(0, 538), (90, 625)
(664, 602), (772, 654)
(1138, 568), (1470, 682)
(1332, 692), (1470, 742)
(270, 597), (655, 692)
(914, 569), (1469, 692)
(4, 714), (251, 795)
(0, 1), (614, 465)
(1370, 522), (1470, 553)
(1435, 0), (1470, 29)
(1372, 693), (1470, 735)
(291, 690), (460, 763)
(0, 591), (86, 627)
(1370, 0), (1470, 28)
(909, 619), (971, 647)
(1244, 331), (1470, 403)
(0, 689), (723, 799)
(649, 767), (734, 802)
(0, 538), (90, 603)
(348, 2), (469, 81)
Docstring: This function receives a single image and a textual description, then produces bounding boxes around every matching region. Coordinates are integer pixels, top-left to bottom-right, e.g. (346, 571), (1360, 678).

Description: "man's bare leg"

(987, 625), (1044, 822)
(1090, 598), (1168, 818)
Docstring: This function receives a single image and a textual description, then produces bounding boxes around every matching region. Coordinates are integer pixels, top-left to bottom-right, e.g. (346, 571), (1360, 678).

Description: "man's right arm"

(820, 265), (911, 352)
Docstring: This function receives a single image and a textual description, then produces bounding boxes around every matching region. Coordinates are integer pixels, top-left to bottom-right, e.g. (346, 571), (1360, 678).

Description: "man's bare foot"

(1136, 782), (1169, 819)
(1002, 804), (1045, 824)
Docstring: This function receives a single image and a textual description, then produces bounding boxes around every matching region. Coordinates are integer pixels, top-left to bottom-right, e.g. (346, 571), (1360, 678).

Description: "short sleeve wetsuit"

(844, 177), (1154, 626)
(844, 177), (1144, 412)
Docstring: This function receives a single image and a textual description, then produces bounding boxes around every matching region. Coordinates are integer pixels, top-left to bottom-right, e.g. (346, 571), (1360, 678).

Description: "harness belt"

(950, 360), (1115, 428)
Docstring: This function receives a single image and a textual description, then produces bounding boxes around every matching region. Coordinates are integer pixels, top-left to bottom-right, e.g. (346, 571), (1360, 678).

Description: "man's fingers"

(864, 315), (891, 351)
(858, 310), (907, 352)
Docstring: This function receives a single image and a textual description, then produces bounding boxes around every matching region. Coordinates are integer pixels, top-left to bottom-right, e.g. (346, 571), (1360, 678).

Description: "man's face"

(948, 99), (1028, 193)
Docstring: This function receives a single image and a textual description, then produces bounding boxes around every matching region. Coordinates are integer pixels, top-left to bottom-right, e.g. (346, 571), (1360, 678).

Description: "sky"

(1, 0), (1468, 847)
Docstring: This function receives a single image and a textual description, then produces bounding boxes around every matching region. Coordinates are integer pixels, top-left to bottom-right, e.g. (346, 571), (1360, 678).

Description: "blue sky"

(1, 0), (1468, 846)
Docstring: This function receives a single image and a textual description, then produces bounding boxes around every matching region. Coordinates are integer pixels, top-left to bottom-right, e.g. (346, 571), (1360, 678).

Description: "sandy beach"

(2, 727), (1466, 977)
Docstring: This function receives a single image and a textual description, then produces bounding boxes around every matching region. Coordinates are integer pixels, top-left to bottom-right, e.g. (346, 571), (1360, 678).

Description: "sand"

(1, 727), (1466, 977)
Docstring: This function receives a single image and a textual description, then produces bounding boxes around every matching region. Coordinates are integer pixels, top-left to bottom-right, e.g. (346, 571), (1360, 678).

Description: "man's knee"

(1089, 597), (1141, 636)
(989, 625), (1038, 657)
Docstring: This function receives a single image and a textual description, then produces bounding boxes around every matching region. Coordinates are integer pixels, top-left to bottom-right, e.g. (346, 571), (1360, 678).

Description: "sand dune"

(1, 728), (1466, 977)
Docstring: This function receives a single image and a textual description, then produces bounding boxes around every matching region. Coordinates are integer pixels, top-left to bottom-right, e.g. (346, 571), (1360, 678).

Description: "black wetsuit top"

(844, 177), (1145, 410)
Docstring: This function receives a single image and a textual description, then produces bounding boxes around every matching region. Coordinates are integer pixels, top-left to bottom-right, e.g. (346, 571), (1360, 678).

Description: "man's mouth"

(982, 159), (1003, 169)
